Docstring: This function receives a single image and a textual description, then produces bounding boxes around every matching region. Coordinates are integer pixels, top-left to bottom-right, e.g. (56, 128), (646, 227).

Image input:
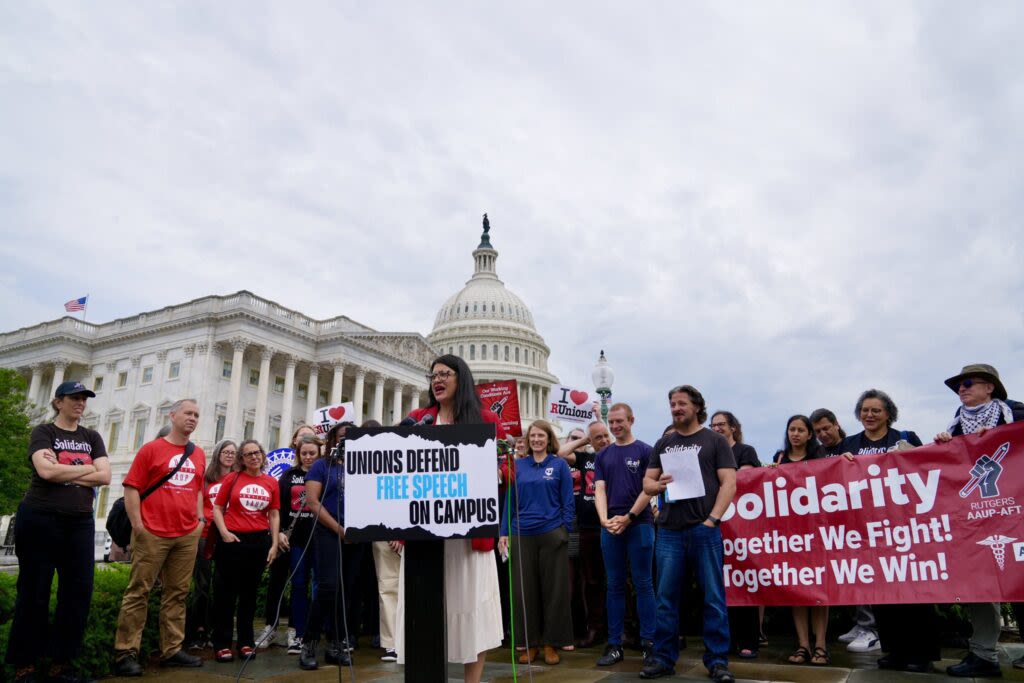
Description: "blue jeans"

(652, 524), (729, 672)
(289, 539), (316, 638)
(601, 523), (655, 644)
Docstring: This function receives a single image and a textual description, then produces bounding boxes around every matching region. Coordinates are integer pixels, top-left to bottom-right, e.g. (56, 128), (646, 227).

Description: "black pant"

(511, 526), (573, 648)
(303, 526), (363, 643)
(577, 527), (606, 638)
(212, 531), (271, 650)
(728, 606), (760, 652)
(185, 537), (213, 642)
(264, 550), (290, 627)
(5, 503), (95, 667)
(875, 603), (940, 663)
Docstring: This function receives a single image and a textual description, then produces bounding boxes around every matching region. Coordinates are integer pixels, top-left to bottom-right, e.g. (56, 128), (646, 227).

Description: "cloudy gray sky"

(2, 1), (1023, 455)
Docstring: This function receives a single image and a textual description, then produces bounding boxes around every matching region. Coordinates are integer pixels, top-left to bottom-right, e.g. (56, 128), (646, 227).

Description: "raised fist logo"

(959, 442), (1009, 499)
(971, 455), (1003, 498)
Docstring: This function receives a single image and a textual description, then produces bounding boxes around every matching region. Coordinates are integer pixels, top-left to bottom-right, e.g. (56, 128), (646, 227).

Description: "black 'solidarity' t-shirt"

(574, 449), (601, 530)
(279, 466), (315, 546)
(733, 443), (760, 468)
(840, 428), (923, 455)
(25, 423), (108, 515)
(649, 428), (736, 530)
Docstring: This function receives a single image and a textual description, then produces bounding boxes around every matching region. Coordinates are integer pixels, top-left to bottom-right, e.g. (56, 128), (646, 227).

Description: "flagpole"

(82, 293), (89, 322)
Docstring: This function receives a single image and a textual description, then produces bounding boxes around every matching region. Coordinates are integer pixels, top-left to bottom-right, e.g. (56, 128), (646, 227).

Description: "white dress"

(395, 415), (504, 664)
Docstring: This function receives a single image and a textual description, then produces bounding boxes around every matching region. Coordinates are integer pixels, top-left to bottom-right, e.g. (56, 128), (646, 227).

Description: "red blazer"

(407, 405), (507, 552)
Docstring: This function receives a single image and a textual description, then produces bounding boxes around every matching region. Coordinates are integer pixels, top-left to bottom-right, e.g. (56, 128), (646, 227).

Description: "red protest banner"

(722, 422), (1024, 606)
(475, 380), (522, 437)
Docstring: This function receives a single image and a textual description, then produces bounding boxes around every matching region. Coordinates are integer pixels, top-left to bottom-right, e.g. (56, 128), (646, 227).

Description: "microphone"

(400, 414), (435, 426)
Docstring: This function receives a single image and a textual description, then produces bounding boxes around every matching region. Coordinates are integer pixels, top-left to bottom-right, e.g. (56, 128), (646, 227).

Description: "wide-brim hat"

(944, 363), (1007, 401)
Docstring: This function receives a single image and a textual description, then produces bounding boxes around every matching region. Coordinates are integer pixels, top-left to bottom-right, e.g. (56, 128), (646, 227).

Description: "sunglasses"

(958, 378), (989, 390)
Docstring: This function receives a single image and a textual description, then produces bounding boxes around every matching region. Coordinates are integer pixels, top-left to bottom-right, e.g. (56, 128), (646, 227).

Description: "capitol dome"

(428, 215), (559, 427)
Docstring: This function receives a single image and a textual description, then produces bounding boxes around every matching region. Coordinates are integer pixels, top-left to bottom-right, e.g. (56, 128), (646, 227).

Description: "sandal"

(787, 646), (811, 664)
(811, 647), (830, 666)
(737, 648), (758, 659)
(216, 648), (234, 663)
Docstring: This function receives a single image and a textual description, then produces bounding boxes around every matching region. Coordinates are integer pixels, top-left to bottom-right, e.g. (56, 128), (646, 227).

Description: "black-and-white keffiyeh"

(949, 399), (1014, 435)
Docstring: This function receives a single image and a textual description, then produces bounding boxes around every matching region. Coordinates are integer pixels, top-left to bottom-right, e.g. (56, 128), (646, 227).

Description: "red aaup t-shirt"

(215, 471), (279, 533)
(203, 475), (229, 538)
(123, 438), (207, 538)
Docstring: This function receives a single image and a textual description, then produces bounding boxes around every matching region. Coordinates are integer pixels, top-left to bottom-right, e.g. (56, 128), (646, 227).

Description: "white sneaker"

(847, 629), (880, 653)
(286, 628), (299, 649)
(256, 624), (277, 649)
(838, 625), (863, 643)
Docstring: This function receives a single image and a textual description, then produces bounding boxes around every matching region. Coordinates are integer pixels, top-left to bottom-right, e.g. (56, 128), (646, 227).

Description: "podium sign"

(344, 424), (500, 543)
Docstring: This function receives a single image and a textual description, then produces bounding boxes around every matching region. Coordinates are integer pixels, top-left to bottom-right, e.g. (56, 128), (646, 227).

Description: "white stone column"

(51, 358), (69, 390)
(330, 360), (345, 405)
(353, 368), (366, 424)
(28, 363), (43, 406)
(371, 373), (385, 423)
(391, 383), (404, 425)
(305, 363), (320, 421)
(181, 343), (197, 398)
(279, 356), (297, 447)
(225, 338), (247, 440)
(195, 340), (217, 446)
(533, 384), (540, 419)
(411, 388), (421, 410)
(254, 346), (274, 442)
(151, 350), (169, 434)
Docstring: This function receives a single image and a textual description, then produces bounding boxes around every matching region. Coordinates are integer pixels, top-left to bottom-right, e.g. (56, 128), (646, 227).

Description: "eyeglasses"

(220, 450), (237, 456)
(241, 450), (263, 458)
(710, 422), (729, 429)
(425, 370), (456, 382)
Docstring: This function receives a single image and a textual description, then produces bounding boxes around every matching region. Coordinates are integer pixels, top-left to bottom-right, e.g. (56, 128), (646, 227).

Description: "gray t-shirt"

(649, 428), (736, 530)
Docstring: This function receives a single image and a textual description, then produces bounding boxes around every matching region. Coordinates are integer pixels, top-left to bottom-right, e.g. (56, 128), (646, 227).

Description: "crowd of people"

(6, 361), (1024, 683)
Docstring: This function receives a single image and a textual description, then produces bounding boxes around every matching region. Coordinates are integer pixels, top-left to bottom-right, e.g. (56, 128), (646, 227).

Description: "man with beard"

(642, 385), (736, 683)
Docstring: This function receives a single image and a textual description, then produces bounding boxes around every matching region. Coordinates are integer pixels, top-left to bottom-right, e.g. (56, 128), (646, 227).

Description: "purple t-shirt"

(594, 440), (653, 524)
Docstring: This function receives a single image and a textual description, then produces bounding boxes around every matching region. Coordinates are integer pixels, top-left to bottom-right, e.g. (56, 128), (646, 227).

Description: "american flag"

(64, 296), (87, 312)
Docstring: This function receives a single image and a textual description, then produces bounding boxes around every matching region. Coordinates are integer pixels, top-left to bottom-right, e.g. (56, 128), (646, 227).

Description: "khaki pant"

(373, 541), (401, 649)
(114, 526), (201, 660)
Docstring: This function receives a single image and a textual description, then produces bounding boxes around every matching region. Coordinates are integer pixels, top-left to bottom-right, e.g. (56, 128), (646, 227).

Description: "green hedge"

(0, 559), (281, 680)
(0, 565), (164, 680)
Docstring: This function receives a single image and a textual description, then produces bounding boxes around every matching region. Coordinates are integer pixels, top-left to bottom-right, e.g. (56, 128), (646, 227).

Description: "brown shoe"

(518, 647), (538, 664)
(543, 645), (560, 665)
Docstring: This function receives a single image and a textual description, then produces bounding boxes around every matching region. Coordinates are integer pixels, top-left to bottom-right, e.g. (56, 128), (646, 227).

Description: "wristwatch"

(707, 515), (721, 526)
(627, 512), (638, 522)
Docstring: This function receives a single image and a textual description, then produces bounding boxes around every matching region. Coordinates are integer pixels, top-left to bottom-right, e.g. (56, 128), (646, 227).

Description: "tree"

(0, 368), (35, 515)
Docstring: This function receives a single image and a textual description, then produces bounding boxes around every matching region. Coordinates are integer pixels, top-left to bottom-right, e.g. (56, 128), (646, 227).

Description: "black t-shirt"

(25, 423), (108, 515)
(279, 466), (315, 545)
(822, 441), (847, 457)
(840, 428), (923, 455)
(649, 428), (736, 530)
(733, 443), (760, 468)
(574, 450), (601, 530)
(773, 449), (823, 465)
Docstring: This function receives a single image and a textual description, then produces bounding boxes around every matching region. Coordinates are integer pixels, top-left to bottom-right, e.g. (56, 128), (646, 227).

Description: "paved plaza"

(105, 634), (1024, 682)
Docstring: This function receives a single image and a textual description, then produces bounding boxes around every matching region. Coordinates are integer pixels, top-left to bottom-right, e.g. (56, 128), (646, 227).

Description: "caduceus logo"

(977, 535), (1017, 571)
(960, 442), (1009, 500)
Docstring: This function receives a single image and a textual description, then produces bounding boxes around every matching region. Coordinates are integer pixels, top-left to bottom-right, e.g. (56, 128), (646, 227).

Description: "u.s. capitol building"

(0, 217), (559, 518)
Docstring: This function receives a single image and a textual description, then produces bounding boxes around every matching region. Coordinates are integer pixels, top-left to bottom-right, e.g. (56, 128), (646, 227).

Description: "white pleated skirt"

(396, 538), (503, 664)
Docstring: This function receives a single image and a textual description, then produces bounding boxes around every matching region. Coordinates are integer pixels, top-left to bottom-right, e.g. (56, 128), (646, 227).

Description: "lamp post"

(592, 350), (615, 424)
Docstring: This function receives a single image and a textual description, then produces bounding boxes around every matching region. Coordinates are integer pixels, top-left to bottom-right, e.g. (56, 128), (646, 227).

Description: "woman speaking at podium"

(397, 354), (507, 683)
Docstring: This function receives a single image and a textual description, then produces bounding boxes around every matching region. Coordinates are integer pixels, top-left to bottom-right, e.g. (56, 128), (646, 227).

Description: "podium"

(344, 424), (500, 682)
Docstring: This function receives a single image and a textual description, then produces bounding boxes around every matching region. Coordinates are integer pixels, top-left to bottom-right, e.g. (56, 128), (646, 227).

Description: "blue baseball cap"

(55, 380), (96, 398)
